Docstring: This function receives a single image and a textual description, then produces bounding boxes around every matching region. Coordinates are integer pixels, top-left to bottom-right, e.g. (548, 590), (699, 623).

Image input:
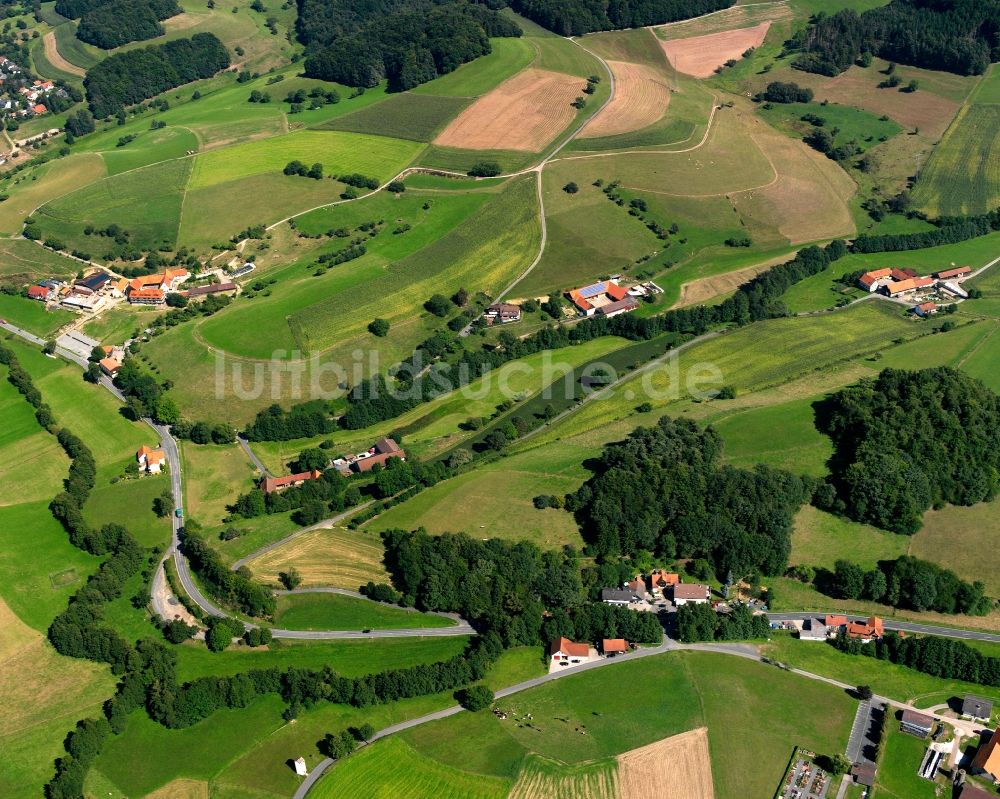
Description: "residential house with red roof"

(567, 281), (639, 318)
(550, 637), (589, 666)
(260, 469), (323, 494)
(137, 445), (166, 474)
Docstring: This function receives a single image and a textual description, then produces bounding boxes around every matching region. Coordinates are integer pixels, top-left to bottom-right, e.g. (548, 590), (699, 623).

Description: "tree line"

(180, 523), (276, 617)
(566, 416), (810, 579)
(832, 630), (1000, 687)
(676, 603), (772, 643)
(72, 0), (181, 50)
(815, 367), (1000, 534)
(790, 0), (1000, 77)
(826, 556), (992, 616)
(84, 32), (230, 119)
(853, 208), (1000, 253)
(509, 0), (735, 36)
(301, 0), (521, 91)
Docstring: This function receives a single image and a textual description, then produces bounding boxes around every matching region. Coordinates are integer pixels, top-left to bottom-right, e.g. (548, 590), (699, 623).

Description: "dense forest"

(791, 0), (1000, 76)
(75, 0), (181, 50)
(301, 0), (521, 90)
(510, 0), (734, 36)
(567, 417), (810, 578)
(84, 32), (230, 118)
(816, 367), (1000, 534)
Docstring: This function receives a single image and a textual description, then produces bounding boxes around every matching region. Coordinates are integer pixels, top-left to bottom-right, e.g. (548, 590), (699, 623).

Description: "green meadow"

(0, 294), (73, 338)
(413, 36), (536, 98)
(272, 593), (455, 632)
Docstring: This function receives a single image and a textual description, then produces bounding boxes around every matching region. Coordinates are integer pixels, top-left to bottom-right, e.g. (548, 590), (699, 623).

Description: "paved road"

(769, 612), (1000, 644)
(237, 435), (272, 477)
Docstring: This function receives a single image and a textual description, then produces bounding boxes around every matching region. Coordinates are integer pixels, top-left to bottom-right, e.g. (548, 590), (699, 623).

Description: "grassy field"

(760, 100), (902, 155)
(188, 130), (422, 190)
(271, 593), (455, 631)
(790, 506), (909, 572)
(80, 304), (162, 345)
(414, 37), (536, 98)
(0, 153), (107, 236)
(875, 726), (939, 799)
(0, 293), (74, 338)
(0, 238), (85, 282)
(245, 527), (389, 589)
(181, 442), (257, 528)
(35, 157), (192, 253)
(99, 125), (200, 176)
(320, 93), (470, 141)
(83, 476), (172, 549)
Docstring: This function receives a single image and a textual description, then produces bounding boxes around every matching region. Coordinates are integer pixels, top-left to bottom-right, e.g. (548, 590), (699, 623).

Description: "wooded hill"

(58, 0), (181, 50)
(510, 0), (734, 36)
(792, 0), (1000, 76)
(300, 0), (521, 90)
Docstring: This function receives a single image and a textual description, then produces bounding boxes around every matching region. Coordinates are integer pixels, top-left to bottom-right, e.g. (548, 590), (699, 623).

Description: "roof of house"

(964, 696), (994, 718)
(890, 267), (916, 281)
(186, 282), (237, 297)
(27, 284), (48, 298)
(602, 638), (628, 653)
(601, 588), (636, 603)
(916, 302), (937, 312)
(650, 570), (679, 587)
(936, 266), (972, 279)
(973, 731), (1000, 777)
(627, 577), (647, 594)
(568, 280), (629, 312)
(847, 616), (884, 639)
(262, 469), (322, 493)
(550, 636), (589, 658)
(488, 302), (520, 315)
(885, 277), (934, 294)
(598, 297), (639, 315)
(163, 267), (189, 283)
(825, 614), (848, 627)
(77, 271), (110, 291)
(673, 584), (709, 600)
(865, 268), (893, 280)
(146, 449), (165, 465)
(900, 709), (934, 729)
(849, 763), (876, 787)
(99, 357), (121, 372)
(129, 274), (164, 290)
(32, 104), (46, 114)
(137, 445), (155, 459)
(374, 437), (403, 455)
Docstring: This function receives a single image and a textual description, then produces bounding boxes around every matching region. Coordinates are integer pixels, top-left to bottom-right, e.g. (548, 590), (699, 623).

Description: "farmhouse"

(602, 638), (629, 656)
(849, 762), (876, 789)
(798, 618), (829, 641)
(962, 696), (993, 722)
(900, 709), (934, 738)
(567, 281), (639, 318)
(27, 284), (50, 301)
(99, 357), (121, 377)
(126, 268), (190, 303)
(75, 271), (111, 292)
(61, 291), (104, 312)
(485, 302), (521, 324)
(882, 277), (935, 297)
(108, 278), (129, 298)
(935, 266), (972, 280)
(601, 587), (639, 606)
(128, 287), (165, 305)
(973, 731), (1000, 782)
(136, 445), (165, 474)
(857, 268), (892, 292)
(626, 576), (649, 602)
(260, 469), (323, 494)
(649, 569), (679, 592)
(672, 584), (710, 606)
(846, 616), (884, 642)
(186, 282), (237, 298)
(550, 636), (589, 666)
(914, 302), (938, 317)
(349, 437), (406, 473)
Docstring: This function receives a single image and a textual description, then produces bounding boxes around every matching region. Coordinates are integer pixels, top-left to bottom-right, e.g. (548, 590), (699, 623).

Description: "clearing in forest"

(660, 22), (771, 78)
(581, 61), (671, 138)
(433, 68), (582, 152)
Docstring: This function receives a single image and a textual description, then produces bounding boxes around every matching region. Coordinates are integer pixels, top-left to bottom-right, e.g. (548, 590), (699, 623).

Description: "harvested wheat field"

(673, 259), (783, 309)
(42, 32), (85, 77)
(245, 527), (389, 588)
(661, 22), (771, 79)
(581, 61), (671, 138)
(617, 727), (714, 799)
(434, 68), (582, 152)
(145, 779), (210, 799)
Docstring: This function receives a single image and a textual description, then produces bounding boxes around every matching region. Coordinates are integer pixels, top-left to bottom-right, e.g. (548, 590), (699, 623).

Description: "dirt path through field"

(42, 31), (85, 78)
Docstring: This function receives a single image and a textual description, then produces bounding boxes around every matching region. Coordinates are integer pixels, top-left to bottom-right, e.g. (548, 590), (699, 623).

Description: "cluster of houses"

(0, 57), (66, 120)
(549, 635), (633, 671)
(601, 570), (711, 608)
(25, 267), (239, 316)
(567, 279), (640, 318)
(260, 438), (406, 494)
(857, 265), (973, 314)
(796, 614), (886, 642)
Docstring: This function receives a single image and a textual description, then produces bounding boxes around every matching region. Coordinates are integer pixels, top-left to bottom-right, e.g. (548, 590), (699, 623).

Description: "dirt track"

(41, 32), (85, 78)
(434, 68), (582, 152)
(661, 22), (771, 78)
(581, 61), (671, 138)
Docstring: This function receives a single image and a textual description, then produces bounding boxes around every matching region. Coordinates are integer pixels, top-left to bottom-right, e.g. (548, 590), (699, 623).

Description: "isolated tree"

(368, 318), (390, 337)
(43, 339), (57, 355)
(424, 294), (451, 317)
(563, 181), (579, 194)
(386, 180), (405, 193)
(457, 685), (494, 711)
(857, 684), (874, 701)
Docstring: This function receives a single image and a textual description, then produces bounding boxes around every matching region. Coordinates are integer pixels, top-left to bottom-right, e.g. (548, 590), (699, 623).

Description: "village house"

(61, 291), (104, 312)
(672, 584), (710, 606)
(900, 709), (934, 738)
(99, 357), (121, 378)
(185, 282), (237, 298)
(963, 696), (994, 723)
(550, 636), (589, 666)
(76, 271), (111, 293)
(601, 587), (639, 606)
(846, 616), (884, 642)
(857, 268), (892, 292)
(260, 469), (323, 494)
(108, 278), (129, 298)
(798, 618), (829, 641)
(485, 302), (521, 324)
(602, 638), (629, 656)
(567, 280), (639, 318)
(27, 284), (50, 301)
(351, 437), (406, 473)
(649, 570), (679, 593)
(626, 576), (649, 602)
(973, 731), (1000, 782)
(126, 268), (190, 304)
(935, 266), (972, 280)
(882, 277), (935, 297)
(137, 445), (166, 474)
(849, 762), (876, 790)
(914, 301), (937, 317)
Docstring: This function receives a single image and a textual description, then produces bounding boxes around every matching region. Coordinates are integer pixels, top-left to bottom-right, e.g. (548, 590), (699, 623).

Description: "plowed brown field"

(434, 68), (582, 152)
(661, 22), (771, 78)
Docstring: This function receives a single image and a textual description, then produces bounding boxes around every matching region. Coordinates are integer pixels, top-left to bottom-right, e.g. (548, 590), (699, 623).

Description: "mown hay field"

(272, 593), (455, 631)
(180, 442), (257, 528)
(320, 93), (470, 142)
(660, 22), (771, 78)
(0, 152), (106, 235)
(434, 68), (583, 152)
(581, 60), (671, 138)
(508, 755), (618, 799)
(246, 527), (389, 589)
